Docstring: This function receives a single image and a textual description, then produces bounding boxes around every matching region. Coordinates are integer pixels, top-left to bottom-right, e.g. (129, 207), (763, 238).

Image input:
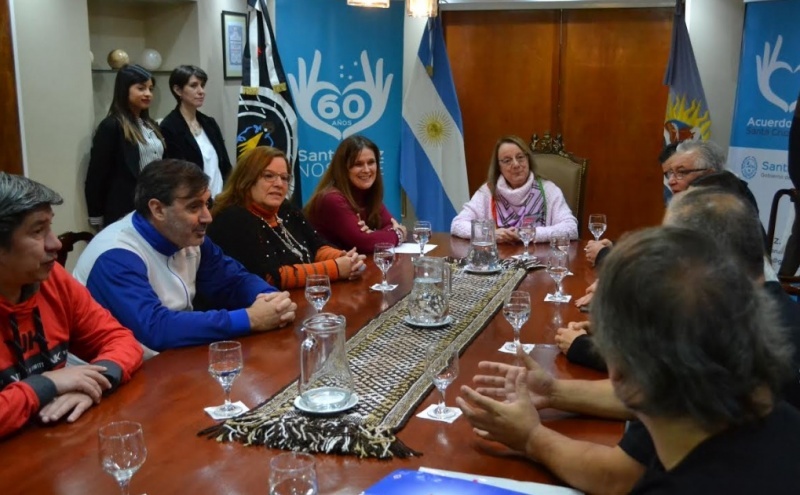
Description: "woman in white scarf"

(450, 135), (578, 243)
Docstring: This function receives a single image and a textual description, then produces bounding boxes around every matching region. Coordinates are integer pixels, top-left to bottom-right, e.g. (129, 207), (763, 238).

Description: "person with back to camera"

(85, 64), (165, 230)
(305, 135), (407, 253)
(208, 146), (366, 290)
(159, 65), (232, 197)
(450, 135), (578, 244)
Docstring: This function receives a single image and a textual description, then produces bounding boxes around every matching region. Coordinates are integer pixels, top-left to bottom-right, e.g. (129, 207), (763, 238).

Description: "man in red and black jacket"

(0, 173), (142, 438)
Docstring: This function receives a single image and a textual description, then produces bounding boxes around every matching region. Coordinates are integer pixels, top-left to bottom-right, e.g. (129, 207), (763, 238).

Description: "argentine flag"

(400, 17), (469, 233)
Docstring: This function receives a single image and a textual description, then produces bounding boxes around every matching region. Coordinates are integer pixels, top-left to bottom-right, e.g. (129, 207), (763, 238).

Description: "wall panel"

(0, 0), (22, 174)
(444, 8), (672, 238)
(560, 8), (672, 238)
(445, 10), (560, 195)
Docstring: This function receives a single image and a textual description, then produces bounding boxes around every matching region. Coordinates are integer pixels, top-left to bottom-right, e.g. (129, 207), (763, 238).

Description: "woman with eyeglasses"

(305, 135), (407, 253)
(451, 135), (578, 243)
(207, 146), (366, 290)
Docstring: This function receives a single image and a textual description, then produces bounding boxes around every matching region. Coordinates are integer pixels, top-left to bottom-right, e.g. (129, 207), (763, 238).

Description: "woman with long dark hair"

(85, 64), (164, 228)
(305, 135), (406, 252)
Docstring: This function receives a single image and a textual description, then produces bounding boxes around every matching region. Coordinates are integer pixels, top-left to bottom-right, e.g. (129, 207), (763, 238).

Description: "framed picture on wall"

(221, 11), (246, 80)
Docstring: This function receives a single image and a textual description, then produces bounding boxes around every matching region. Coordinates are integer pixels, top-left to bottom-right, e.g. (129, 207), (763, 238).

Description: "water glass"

(208, 341), (244, 418)
(98, 421), (147, 495)
(305, 274), (331, 313)
(270, 452), (318, 495)
(547, 252), (570, 303)
(373, 243), (396, 292)
(413, 220), (432, 256)
(588, 214), (607, 241)
(425, 343), (459, 420)
(518, 214), (537, 261)
(502, 291), (530, 352)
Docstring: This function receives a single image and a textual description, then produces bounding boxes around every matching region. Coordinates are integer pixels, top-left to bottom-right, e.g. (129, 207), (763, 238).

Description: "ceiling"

(439, 0), (676, 10)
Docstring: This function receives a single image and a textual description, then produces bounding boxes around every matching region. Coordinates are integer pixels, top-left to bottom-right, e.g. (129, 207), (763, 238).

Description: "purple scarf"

(494, 173), (546, 228)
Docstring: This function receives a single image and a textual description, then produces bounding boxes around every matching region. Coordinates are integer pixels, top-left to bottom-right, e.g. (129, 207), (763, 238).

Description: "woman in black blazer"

(159, 65), (232, 197)
(85, 64), (165, 228)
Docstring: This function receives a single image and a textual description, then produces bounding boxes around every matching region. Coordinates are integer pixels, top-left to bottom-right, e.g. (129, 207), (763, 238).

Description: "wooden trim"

(0, 0), (22, 174)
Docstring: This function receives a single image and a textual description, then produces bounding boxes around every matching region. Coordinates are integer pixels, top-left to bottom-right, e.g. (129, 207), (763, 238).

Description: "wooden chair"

(766, 188), (800, 296)
(529, 132), (589, 234)
(56, 231), (94, 266)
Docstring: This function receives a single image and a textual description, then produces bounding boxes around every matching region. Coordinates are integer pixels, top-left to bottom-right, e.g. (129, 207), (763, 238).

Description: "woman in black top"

(159, 65), (232, 197)
(85, 64), (164, 228)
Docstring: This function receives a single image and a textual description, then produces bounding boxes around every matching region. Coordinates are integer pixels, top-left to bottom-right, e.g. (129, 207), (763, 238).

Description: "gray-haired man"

(0, 173), (142, 438)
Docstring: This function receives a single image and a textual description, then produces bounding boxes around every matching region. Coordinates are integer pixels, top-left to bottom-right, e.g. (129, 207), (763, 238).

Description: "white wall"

(195, 0), (244, 164)
(686, 0), (745, 149)
(12, 0), (95, 240)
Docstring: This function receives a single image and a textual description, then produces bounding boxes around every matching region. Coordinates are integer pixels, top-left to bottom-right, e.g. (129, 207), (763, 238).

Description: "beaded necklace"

(251, 208), (311, 263)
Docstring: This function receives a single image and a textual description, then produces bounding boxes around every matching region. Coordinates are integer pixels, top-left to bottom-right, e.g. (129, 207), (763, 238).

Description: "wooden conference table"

(0, 234), (622, 495)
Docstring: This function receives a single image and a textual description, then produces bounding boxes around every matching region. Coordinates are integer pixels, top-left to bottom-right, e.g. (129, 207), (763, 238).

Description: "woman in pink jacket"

(451, 135), (578, 244)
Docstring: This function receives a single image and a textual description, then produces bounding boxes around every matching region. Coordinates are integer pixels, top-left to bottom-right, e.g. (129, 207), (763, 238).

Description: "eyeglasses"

(499, 154), (528, 167)
(262, 171), (292, 184)
(663, 168), (707, 181)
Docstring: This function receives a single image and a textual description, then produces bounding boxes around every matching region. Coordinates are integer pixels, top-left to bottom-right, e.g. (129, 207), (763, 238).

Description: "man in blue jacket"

(74, 159), (296, 358)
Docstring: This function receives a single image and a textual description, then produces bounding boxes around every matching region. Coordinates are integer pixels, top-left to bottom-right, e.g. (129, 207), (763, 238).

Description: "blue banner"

(276, 0), (404, 217)
(728, 0), (800, 270)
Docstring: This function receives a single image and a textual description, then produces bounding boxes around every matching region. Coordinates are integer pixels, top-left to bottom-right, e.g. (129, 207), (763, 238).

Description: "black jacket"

(159, 109), (232, 180)
(85, 116), (142, 225)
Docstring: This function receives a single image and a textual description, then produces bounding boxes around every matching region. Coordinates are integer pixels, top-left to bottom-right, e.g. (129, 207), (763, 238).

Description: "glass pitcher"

(408, 257), (449, 324)
(299, 313), (354, 412)
(468, 219), (500, 271)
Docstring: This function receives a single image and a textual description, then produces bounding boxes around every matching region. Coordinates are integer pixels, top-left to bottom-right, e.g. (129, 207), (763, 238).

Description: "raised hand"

(472, 349), (555, 410)
(342, 51), (394, 138)
(457, 371), (542, 454)
(287, 50), (341, 140)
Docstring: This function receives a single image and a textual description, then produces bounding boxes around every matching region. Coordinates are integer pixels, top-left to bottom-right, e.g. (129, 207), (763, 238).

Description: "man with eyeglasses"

(661, 140), (726, 195)
(74, 159), (297, 359)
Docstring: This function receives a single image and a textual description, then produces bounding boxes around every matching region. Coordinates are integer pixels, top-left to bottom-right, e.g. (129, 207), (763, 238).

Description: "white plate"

(403, 315), (453, 328)
(294, 392), (359, 414)
(464, 265), (502, 274)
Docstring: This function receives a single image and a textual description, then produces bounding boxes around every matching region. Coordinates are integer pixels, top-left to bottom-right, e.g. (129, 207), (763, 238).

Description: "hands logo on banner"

(756, 36), (799, 113)
(288, 50), (394, 140)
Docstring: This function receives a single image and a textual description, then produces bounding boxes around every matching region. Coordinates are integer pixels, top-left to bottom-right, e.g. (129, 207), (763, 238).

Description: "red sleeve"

(0, 382), (41, 438)
(312, 191), (400, 253)
(56, 266), (143, 384)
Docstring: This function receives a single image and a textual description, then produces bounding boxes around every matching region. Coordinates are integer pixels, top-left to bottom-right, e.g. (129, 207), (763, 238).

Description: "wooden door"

(560, 8), (672, 238)
(444, 8), (672, 238)
(0, 0), (23, 174)
(445, 10), (560, 195)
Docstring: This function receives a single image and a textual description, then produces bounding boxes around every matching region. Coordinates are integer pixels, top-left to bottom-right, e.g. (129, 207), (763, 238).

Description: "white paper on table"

(415, 404), (462, 423)
(544, 294), (572, 303)
(369, 283), (399, 292)
(204, 401), (249, 420)
(498, 343), (534, 355)
(394, 243), (437, 254)
(419, 467), (584, 495)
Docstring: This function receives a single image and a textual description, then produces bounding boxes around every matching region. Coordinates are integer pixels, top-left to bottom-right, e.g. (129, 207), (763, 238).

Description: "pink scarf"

(493, 173), (546, 228)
